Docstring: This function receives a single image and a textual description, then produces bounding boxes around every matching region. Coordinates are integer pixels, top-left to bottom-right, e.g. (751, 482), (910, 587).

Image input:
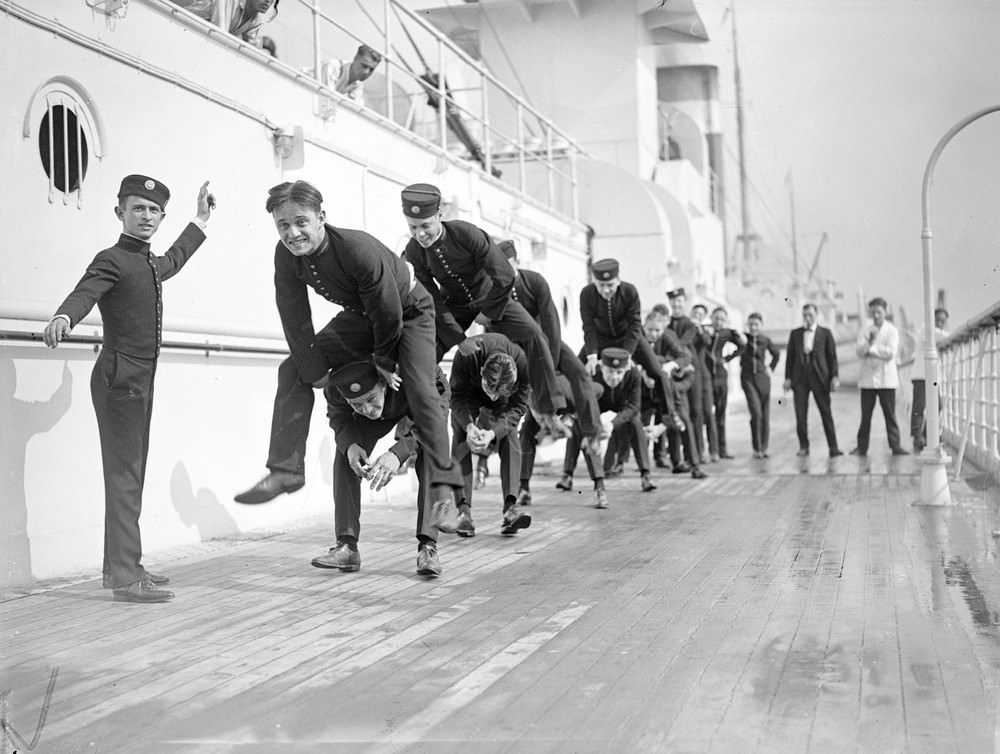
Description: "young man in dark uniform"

(666, 288), (708, 465)
(400, 183), (568, 437)
(498, 239), (602, 504)
(578, 258), (680, 432)
(317, 359), (453, 576)
(43, 175), (215, 603)
(688, 302), (720, 462)
(235, 181), (462, 534)
(449, 333), (532, 537)
(652, 306), (707, 479)
(705, 306), (745, 459)
(558, 348), (654, 507)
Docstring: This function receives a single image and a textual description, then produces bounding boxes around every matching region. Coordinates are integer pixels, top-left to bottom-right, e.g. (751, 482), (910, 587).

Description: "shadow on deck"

(3, 388), (1000, 753)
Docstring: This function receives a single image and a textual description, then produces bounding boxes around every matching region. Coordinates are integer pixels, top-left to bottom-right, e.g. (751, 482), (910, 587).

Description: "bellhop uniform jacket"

(579, 281), (643, 357)
(55, 226), (206, 356)
(273, 224), (418, 383)
(404, 219), (514, 352)
(53, 224), (206, 589)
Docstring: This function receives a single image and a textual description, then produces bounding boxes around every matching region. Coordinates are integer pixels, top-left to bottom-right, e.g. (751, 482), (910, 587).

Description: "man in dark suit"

(783, 303), (842, 457)
(43, 174), (215, 603)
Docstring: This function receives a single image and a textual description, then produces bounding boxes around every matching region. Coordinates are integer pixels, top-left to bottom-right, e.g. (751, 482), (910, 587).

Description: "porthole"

(39, 104), (89, 194)
(23, 76), (105, 206)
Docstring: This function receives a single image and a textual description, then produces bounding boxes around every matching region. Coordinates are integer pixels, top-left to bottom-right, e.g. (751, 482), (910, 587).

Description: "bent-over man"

(449, 333), (532, 537)
(316, 359), (453, 576)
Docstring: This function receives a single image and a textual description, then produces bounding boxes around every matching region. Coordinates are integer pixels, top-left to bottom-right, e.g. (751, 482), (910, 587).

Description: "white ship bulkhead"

(0, 0), (591, 587)
(2, 0), (735, 589)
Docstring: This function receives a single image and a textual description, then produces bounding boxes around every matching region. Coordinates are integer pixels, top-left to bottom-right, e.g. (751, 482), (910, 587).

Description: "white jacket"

(856, 320), (899, 389)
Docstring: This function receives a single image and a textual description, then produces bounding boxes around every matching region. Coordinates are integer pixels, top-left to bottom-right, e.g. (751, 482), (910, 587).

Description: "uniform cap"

(118, 174), (170, 209)
(329, 360), (380, 398)
(600, 347), (631, 369)
(498, 239), (517, 260)
(401, 183), (441, 219)
(667, 287), (687, 300)
(591, 258), (619, 282)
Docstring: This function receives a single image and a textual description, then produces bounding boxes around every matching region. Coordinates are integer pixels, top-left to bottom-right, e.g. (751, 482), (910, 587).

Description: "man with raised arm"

(43, 174), (215, 603)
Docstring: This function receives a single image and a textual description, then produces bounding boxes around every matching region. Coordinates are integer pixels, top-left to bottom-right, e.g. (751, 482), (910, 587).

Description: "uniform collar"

(118, 233), (152, 254)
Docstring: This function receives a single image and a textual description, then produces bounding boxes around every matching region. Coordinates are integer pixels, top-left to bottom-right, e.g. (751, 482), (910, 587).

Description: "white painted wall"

(0, 2), (588, 588)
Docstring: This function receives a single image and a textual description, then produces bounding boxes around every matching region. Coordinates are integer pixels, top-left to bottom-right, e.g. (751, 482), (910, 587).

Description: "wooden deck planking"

(4, 389), (1000, 752)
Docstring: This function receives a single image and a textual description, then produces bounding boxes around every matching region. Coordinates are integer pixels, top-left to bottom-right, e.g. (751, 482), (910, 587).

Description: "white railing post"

(918, 104), (1000, 505)
(311, 0), (322, 90)
(516, 102), (525, 194)
(384, 0), (393, 124)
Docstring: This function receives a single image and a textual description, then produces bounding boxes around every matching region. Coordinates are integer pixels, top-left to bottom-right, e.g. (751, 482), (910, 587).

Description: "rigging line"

(350, 0), (418, 75)
(348, 0), (388, 41)
(449, 0), (540, 136)
(719, 139), (794, 246)
(390, 1), (432, 73)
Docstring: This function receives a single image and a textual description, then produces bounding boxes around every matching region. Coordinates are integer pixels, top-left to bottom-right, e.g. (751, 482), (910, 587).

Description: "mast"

(731, 0), (754, 272)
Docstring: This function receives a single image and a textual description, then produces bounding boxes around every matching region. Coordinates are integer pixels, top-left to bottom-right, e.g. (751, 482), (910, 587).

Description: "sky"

(709, 0), (1000, 329)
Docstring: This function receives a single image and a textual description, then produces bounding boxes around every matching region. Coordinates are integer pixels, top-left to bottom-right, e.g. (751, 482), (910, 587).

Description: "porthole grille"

(38, 101), (89, 195)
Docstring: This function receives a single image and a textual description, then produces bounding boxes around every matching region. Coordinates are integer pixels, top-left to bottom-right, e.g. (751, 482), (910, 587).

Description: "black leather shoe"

(719, 453), (735, 459)
(654, 458), (671, 469)
(641, 474), (656, 492)
(112, 580), (174, 603)
(311, 542), (361, 571)
(416, 542), (441, 576)
(850, 448), (867, 456)
(796, 448), (810, 457)
(555, 474), (573, 491)
(691, 466), (707, 480)
(672, 463), (691, 474)
(234, 472), (305, 504)
(516, 489), (532, 506)
(500, 504), (531, 535)
(829, 449), (844, 458)
(891, 447), (910, 456)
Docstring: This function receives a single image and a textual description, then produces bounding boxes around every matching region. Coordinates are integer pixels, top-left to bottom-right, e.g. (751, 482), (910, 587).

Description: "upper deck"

(4, 387), (1000, 753)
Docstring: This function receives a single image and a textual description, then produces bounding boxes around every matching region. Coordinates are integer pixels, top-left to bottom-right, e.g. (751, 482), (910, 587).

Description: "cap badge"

(350, 382), (361, 393)
(410, 205), (420, 215)
(144, 179), (156, 191)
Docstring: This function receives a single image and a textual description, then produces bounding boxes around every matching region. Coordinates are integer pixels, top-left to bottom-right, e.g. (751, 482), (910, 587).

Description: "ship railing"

(938, 299), (1000, 480)
(148, 0), (586, 220)
(293, 0), (586, 222)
